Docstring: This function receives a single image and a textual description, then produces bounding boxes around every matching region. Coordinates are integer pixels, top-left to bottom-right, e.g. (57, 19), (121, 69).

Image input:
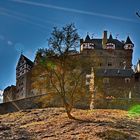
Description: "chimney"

(102, 30), (107, 49)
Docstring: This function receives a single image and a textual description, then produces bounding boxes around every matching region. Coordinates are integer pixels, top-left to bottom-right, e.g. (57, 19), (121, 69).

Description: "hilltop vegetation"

(0, 108), (140, 140)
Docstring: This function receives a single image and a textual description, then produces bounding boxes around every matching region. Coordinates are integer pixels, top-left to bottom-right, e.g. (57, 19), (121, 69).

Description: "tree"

(136, 12), (140, 18)
(37, 24), (89, 119)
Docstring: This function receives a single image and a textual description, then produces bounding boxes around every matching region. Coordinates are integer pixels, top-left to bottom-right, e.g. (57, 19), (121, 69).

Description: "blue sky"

(0, 0), (140, 90)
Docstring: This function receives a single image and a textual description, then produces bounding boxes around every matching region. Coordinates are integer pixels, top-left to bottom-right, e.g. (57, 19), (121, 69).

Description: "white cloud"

(11, 0), (139, 23)
(0, 10), (49, 30)
(7, 40), (13, 46)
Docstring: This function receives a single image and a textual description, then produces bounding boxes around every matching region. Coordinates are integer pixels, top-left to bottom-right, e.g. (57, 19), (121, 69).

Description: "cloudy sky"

(0, 0), (140, 90)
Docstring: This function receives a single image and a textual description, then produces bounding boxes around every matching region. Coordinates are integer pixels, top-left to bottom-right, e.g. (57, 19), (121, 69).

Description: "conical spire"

(107, 34), (114, 43)
(85, 34), (91, 41)
(125, 36), (133, 44)
(109, 34), (113, 40)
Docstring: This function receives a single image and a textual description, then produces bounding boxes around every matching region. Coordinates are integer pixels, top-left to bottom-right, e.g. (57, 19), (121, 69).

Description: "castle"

(3, 31), (140, 103)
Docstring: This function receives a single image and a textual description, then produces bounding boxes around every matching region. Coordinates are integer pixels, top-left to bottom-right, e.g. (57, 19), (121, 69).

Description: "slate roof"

(95, 69), (134, 77)
(84, 38), (124, 50)
(107, 34), (114, 43)
(4, 85), (16, 92)
(85, 35), (91, 41)
(125, 36), (133, 44)
(17, 54), (33, 68)
(21, 55), (34, 66)
(83, 33), (134, 50)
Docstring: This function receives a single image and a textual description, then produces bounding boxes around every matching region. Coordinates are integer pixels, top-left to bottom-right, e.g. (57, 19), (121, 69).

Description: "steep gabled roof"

(82, 38), (124, 50)
(17, 54), (33, 68)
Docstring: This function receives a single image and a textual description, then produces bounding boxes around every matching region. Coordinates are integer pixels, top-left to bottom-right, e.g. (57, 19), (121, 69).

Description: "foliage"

(128, 104), (140, 117)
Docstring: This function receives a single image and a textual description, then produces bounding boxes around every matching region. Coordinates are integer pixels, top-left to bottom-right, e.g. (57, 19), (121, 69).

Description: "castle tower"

(123, 36), (134, 69)
(102, 30), (107, 49)
(16, 54), (33, 99)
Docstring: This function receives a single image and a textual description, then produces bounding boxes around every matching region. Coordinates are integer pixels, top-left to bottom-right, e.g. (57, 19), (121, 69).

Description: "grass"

(128, 104), (140, 117)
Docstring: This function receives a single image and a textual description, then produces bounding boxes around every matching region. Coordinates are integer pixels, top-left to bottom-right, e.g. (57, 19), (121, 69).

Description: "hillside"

(0, 108), (140, 140)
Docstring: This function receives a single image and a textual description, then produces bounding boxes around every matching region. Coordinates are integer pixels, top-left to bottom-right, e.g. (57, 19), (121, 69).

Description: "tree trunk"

(62, 97), (75, 119)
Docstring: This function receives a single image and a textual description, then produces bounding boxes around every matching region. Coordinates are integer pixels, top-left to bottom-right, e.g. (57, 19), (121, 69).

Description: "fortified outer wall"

(0, 93), (140, 114)
(0, 94), (47, 114)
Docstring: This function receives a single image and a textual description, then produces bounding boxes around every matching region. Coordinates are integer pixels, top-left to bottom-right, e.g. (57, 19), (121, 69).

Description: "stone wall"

(0, 92), (140, 115)
(0, 94), (47, 114)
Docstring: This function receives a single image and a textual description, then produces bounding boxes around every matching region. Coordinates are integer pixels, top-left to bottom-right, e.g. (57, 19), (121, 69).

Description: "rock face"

(0, 108), (140, 140)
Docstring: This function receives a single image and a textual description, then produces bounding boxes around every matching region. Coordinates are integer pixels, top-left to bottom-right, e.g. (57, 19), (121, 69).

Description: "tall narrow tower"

(16, 54), (33, 99)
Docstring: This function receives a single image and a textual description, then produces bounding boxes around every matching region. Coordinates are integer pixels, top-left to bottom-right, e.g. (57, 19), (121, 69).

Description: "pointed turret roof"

(125, 36), (133, 44)
(85, 34), (91, 41)
(107, 34), (114, 43)
(109, 34), (113, 40)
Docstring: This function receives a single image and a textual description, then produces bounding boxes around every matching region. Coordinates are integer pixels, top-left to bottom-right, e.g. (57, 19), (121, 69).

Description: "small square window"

(125, 78), (130, 83)
(103, 78), (109, 84)
(108, 62), (112, 66)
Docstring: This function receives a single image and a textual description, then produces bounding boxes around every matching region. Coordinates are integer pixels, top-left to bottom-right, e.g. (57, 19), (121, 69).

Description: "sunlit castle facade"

(3, 55), (33, 102)
(16, 54), (33, 99)
(3, 31), (140, 103)
(80, 31), (133, 70)
(80, 31), (140, 99)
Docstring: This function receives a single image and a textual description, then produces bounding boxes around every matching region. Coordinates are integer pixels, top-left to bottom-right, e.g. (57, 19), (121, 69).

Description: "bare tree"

(136, 12), (140, 18)
(38, 24), (88, 119)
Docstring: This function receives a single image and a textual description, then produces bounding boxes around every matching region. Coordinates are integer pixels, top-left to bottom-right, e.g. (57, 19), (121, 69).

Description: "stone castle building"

(3, 55), (33, 102)
(80, 31), (140, 99)
(3, 31), (140, 103)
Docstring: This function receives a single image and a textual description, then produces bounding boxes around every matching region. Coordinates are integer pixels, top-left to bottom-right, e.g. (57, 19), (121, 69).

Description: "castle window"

(99, 63), (102, 66)
(124, 44), (133, 50)
(108, 62), (112, 67)
(120, 62), (123, 66)
(103, 78), (109, 84)
(125, 78), (130, 83)
(135, 76), (139, 82)
(106, 43), (115, 49)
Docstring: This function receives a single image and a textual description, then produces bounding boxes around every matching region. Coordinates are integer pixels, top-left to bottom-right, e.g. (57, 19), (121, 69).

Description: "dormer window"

(108, 62), (112, 67)
(106, 43), (115, 49)
(124, 44), (133, 50)
(82, 43), (94, 49)
(124, 36), (134, 50)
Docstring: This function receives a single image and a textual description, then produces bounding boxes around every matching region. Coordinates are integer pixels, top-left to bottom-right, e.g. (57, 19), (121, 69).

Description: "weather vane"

(21, 49), (24, 55)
